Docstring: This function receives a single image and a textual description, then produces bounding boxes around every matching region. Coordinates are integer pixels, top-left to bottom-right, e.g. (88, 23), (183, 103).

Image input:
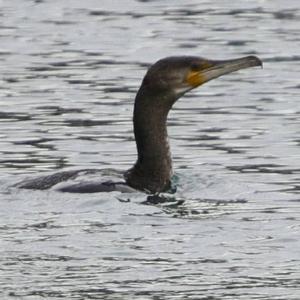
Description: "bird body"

(18, 55), (262, 193)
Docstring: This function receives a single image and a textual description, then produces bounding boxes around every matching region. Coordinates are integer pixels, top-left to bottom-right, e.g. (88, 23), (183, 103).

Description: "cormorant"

(18, 55), (262, 194)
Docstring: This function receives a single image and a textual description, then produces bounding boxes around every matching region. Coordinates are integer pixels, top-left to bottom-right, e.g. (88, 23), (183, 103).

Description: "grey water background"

(0, 0), (300, 299)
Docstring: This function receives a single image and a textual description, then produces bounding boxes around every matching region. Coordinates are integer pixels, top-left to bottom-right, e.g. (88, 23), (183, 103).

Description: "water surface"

(1, 0), (300, 299)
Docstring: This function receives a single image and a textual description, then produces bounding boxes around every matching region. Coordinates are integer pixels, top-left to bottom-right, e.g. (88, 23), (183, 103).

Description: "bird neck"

(125, 85), (176, 193)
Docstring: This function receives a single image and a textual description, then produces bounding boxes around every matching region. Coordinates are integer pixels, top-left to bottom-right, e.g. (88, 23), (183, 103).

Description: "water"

(1, 0), (300, 299)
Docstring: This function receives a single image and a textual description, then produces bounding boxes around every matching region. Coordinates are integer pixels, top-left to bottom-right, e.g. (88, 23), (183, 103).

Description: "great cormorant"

(18, 55), (262, 193)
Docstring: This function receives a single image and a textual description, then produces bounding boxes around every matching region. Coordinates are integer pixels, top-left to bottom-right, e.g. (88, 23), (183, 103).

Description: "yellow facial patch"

(185, 61), (214, 87)
(186, 70), (206, 87)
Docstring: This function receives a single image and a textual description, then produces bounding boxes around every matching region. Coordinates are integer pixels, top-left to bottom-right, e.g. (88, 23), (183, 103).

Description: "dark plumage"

(17, 55), (262, 193)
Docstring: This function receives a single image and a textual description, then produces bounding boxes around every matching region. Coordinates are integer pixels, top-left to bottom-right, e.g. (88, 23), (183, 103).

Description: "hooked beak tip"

(246, 55), (263, 68)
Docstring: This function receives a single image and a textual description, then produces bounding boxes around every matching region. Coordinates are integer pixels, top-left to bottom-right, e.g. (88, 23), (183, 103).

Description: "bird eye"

(190, 63), (200, 72)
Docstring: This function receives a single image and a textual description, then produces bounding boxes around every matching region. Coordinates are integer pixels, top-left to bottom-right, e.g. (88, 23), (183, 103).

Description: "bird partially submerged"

(18, 55), (262, 194)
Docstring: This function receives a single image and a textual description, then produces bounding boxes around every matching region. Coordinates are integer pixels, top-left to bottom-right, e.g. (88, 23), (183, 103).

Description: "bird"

(17, 55), (262, 194)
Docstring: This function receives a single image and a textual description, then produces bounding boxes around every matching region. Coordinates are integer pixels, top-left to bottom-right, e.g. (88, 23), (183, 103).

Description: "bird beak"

(186, 55), (262, 88)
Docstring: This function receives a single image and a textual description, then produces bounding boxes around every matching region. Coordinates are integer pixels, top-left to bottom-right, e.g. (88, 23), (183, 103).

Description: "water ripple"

(1, 0), (300, 299)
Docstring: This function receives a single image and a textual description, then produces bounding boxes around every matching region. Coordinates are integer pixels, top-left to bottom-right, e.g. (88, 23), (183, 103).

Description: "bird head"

(143, 55), (262, 98)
